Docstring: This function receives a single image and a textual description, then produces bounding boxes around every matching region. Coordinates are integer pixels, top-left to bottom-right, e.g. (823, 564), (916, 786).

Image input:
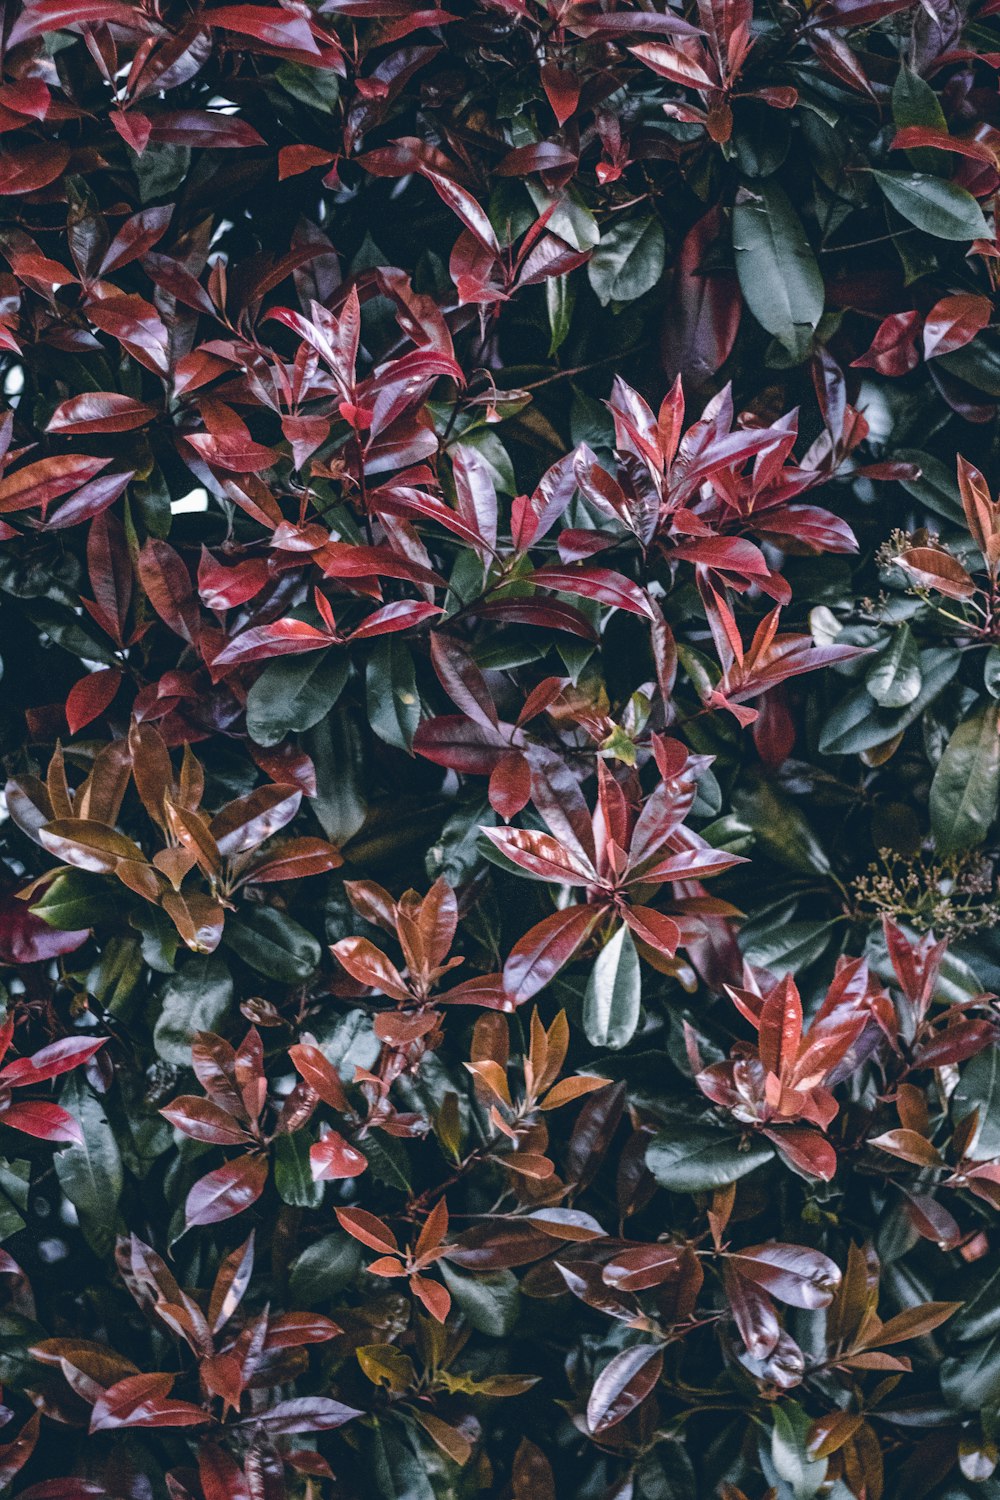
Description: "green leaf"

(527, 182), (600, 251)
(362, 1132), (412, 1192)
(246, 651), (349, 747)
(289, 1233), (363, 1303)
(588, 216), (665, 306)
(366, 637), (420, 751)
(371, 1424), (436, 1500)
(929, 703), (1000, 855)
(273, 1130), (324, 1209)
(871, 169), (989, 241)
(135, 143), (190, 203)
(55, 1075), (123, 1258)
(731, 779), (830, 875)
(440, 1262), (520, 1337)
(274, 60), (340, 111)
(741, 919), (836, 975)
(951, 1263), (1000, 1344)
(311, 1008), (380, 1082)
(939, 335), (1000, 397)
(30, 870), (109, 932)
(865, 625), (922, 708)
(896, 449), (964, 525)
(771, 1404), (828, 1500)
(892, 64), (947, 131)
(26, 603), (119, 666)
(646, 1123), (773, 1192)
(892, 65), (948, 174)
(547, 272), (576, 355)
(953, 1048), (1000, 1162)
(0, 1160), (30, 1242)
(985, 646), (1000, 698)
(732, 182), (824, 358)
(583, 924), (641, 1049)
(223, 907), (321, 983)
(942, 1333), (1000, 1412)
(153, 956), (233, 1065)
(306, 709), (368, 845)
(89, 936), (145, 1018)
(819, 648), (960, 756)
(130, 904), (179, 975)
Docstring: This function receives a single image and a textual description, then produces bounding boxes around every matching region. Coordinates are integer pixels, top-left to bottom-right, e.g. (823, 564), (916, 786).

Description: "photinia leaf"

(586, 1345), (664, 1434)
(185, 1155), (268, 1227)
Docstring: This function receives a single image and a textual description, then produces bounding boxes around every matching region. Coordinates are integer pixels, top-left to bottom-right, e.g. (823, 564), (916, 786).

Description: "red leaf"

(413, 715), (515, 774)
(99, 205), (173, 275)
(922, 293), (993, 359)
(146, 112), (265, 149)
(210, 783), (302, 859)
(185, 418), (276, 474)
(335, 1206), (399, 1254)
(278, 145), (336, 180)
(205, 4), (319, 51)
(0, 143), (71, 195)
(622, 904), (680, 957)
(11, 1), (151, 42)
(895, 547), (976, 600)
(212, 620), (335, 667)
(197, 550), (269, 610)
(47, 394), (157, 435)
(540, 62), (580, 125)
(161, 1097), (251, 1146)
(0, 1413), (40, 1490)
(495, 142), (578, 176)
(46, 470), (134, 529)
(0, 1100), (84, 1144)
(236, 1396), (361, 1434)
(502, 905), (603, 1003)
(0, 455), (111, 516)
(489, 752), (532, 821)
(0, 892), (88, 964)
(65, 669), (122, 734)
(331, 936), (411, 1000)
(264, 1311), (341, 1348)
(137, 539), (200, 643)
(288, 1043), (350, 1111)
(586, 1345), (664, 1433)
(728, 1243), (841, 1308)
(411, 1274), (451, 1322)
(245, 838), (343, 883)
(3, 1034), (105, 1085)
(529, 565), (655, 620)
(469, 598), (598, 640)
(851, 312), (922, 376)
(603, 1245), (684, 1291)
(86, 296), (169, 376)
(348, 600), (443, 639)
(892, 125), (1000, 164)
(309, 1130), (368, 1180)
(111, 110), (153, 154)
(185, 1155), (268, 1227)
(89, 1373), (209, 1433)
(764, 1127), (838, 1180)
(421, 169), (500, 255)
(758, 975), (802, 1077)
(430, 633), (498, 730)
(662, 206), (742, 385)
(483, 825), (595, 884)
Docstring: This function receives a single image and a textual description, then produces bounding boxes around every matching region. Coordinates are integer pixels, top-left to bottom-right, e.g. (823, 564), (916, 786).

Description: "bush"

(1, 1), (1000, 1497)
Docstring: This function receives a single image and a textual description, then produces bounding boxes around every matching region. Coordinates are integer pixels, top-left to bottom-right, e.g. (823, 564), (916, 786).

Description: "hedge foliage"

(2, 1), (1000, 1497)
